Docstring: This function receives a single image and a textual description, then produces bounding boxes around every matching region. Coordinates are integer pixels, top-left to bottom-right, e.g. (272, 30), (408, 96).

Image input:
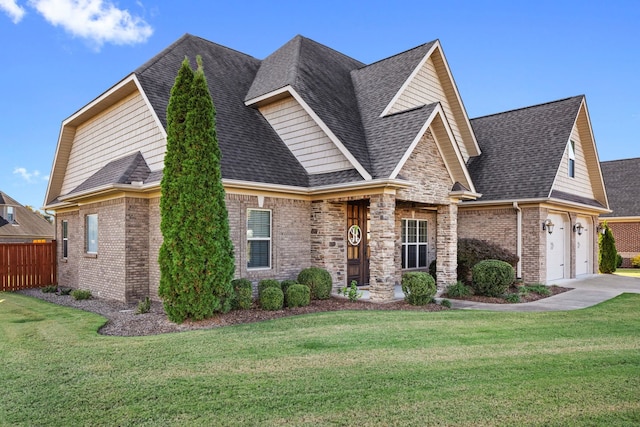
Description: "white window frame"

(568, 140), (576, 178)
(6, 206), (14, 223)
(247, 208), (271, 270)
(401, 219), (429, 270)
(85, 214), (98, 254)
(62, 220), (68, 259)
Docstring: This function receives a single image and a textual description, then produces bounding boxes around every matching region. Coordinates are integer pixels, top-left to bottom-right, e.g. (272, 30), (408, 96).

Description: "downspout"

(513, 202), (522, 279)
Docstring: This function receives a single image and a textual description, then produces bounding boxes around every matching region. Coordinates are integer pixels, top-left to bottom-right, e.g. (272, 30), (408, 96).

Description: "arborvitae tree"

(158, 56), (235, 323)
(598, 222), (617, 274)
(158, 57), (194, 321)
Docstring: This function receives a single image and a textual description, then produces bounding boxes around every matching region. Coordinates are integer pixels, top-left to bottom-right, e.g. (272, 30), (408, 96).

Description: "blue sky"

(1, 0), (638, 210)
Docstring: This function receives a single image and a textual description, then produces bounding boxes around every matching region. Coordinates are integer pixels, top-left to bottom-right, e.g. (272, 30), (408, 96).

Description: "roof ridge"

(358, 40), (438, 70)
(471, 95), (584, 121)
(601, 156), (640, 164)
(297, 35), (365, 67)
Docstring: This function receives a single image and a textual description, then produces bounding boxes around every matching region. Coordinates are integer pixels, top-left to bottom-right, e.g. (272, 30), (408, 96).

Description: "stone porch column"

(369, 192), (396, 303)
(436, 203), (457, 294)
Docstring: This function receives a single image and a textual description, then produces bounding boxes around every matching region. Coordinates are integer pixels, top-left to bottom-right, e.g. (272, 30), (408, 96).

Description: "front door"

(347, 200), (369, 286)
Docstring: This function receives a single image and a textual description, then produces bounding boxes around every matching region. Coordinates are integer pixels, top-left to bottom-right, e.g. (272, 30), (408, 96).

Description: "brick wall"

(148, 197), (161, 299)
(607, 221), (640, 267)
(124, 197), (149, 302)
(57, 211), (79, 288)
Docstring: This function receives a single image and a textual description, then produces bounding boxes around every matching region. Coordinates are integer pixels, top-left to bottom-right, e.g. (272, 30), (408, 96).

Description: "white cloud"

(0, 0), (26, 23)
(13, 167), (41, 183)
(29, 0), (153, 48)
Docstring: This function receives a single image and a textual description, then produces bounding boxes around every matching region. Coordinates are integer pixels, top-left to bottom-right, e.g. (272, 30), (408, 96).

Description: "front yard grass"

(1, 292), (639, 426)
(615, 268), (640, 278)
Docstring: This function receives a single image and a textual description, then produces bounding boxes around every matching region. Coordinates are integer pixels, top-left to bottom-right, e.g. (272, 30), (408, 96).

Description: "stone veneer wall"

(310, 200), (346, 287)
(369, 193), (397, 302)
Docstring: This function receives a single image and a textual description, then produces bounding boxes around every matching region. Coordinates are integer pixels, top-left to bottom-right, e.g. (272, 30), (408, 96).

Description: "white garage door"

(546, 213), (569, 282)
(575, 216), (591, 276)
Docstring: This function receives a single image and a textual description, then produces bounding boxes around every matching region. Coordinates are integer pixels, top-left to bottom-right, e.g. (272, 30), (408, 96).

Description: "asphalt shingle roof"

(0, 191), (54, 239)
(70, 152), (151, 194)
(467, 96), (584, 201)
(600, 157), (640, 217)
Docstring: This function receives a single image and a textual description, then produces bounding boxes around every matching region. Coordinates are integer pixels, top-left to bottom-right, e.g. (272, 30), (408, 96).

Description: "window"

(6, 206), (14, 223)
(568, 140), (575, 178)
(85, 214), (98, 254)
(247, 209), (271, 269)
(62, 220), (68, 259)
(401, 219), (428, 269)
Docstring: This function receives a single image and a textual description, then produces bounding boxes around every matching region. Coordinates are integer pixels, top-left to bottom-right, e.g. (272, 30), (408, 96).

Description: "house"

(458, 97), (610, 283)
(0, 191), (54, 243)
(600, 158), (640, 267)
(43, 34), (608, 303)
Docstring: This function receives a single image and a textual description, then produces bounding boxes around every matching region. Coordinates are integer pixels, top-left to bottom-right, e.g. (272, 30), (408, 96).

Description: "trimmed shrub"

(631, 254), (640, 268)
(280, 279), (298, 296)
(286, 284), (311, 308)
(445, 281), (472, 298)
(297, 267), (332, 300)
(472, 259), (515, 297)
(505, 293), (520, 303)
(260, 286), (284, 311)
(616, 253), (623, 268)
(258, 279), (281, 299)
(440, 299), (452, 308)
(231, 278), (253, 310)
(457, 238), (519, 285)
(136, 297), (151, 315)
(401, 272), (436, 306)
(71, 289), (92, 300)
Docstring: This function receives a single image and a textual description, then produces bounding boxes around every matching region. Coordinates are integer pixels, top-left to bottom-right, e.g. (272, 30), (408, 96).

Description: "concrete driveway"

(446, 274), (640, 312)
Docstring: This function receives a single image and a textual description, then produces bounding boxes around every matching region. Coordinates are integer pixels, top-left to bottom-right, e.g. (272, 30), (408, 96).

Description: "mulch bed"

(444, 285), (571, 304)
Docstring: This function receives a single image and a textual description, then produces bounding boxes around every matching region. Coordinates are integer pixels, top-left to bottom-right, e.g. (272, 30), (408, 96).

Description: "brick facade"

(606, 221), (640, 267)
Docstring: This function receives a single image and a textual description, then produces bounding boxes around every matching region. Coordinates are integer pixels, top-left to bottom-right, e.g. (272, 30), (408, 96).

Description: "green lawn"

(1, 293), (639, 426)
(616, 268), (640, 278)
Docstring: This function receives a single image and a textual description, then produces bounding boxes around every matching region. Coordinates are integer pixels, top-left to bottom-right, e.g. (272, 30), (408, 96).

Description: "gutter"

(513, 202), (522, 279)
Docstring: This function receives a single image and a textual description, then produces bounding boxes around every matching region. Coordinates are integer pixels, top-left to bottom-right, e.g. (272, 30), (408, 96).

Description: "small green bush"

(297, 267), (332, 300)
(257, 279), (281, 299)
(401, 272), (436, 306)
(472, 260), (515, 297)
(260, 286), (284, 311)
(280, 279), (298, 304)
(440, 299), (452, 308)
(522, 284), (550, 296)
(631, 254), (640, 268)
(71, 289), (92, 300)
(445, 281), (472, 298)
(41, 285), (58, 293)
(136, 297), (151, 315)
(338, 280), (363, 302)
(59, 287), (72, 295)
(286, 284), (310, 308)
(458, 238), (519, 285)
(616, 253), (623, 268)
(231, 279), (253, 310)
(505, 293), (520, 303)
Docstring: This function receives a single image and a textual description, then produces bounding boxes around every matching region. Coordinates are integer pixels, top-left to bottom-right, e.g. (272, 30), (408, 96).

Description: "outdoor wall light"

(573, 222), (584, 235)
(596, 224), (606, 235)
(542, 219), (555, 234)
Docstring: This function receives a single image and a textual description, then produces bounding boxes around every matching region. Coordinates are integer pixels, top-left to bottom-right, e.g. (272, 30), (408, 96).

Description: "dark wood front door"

(347, 200), (369, 286)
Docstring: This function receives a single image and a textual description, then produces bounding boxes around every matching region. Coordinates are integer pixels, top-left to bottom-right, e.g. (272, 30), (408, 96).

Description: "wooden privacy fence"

(0, 241), (57, 291)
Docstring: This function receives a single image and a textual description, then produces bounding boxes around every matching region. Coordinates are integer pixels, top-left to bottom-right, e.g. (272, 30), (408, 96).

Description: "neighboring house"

(600, 158), (640, 267)
(458, 97), (609, 283)
(43, 34), (608, 303)
(0, 191), (54, 243)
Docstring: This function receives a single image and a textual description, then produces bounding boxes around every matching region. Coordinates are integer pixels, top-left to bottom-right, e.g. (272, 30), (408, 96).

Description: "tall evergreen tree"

(159, 56), (235, 323)
(598, 222), (617, 274)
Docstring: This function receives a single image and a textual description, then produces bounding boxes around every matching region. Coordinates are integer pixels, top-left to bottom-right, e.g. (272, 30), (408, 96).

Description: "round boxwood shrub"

(297, 267), (332, 300)
(457, 238), (519, 285)
(280, 279), (298, 307)
(472, 259), (515, 297)
(286, 284), (310, 308)
(260, 286), (284, 311)
(401, 272), (436, 306)
(231, 278), (253, 310)
(258, 279), (281, 299)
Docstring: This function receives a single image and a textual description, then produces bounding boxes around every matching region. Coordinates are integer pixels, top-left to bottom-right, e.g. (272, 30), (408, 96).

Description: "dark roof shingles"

(600, 157), (640, 217)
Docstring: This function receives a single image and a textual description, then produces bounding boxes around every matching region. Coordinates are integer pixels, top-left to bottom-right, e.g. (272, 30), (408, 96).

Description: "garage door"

(546, 213), (569, 282)
(575, 216), (591, 276)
